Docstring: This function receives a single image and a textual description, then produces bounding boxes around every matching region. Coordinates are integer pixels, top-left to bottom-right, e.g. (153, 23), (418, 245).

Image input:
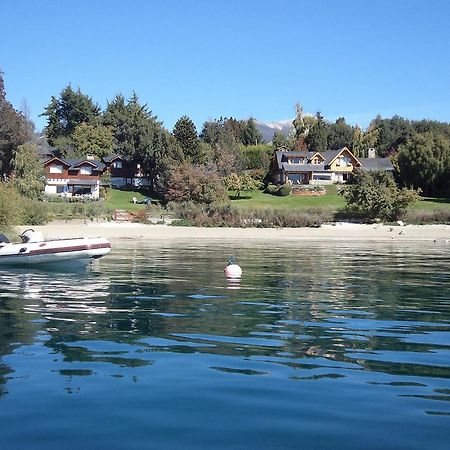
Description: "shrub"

(248, 168), (266, 182)
(340, 170), (419, 221)
(277, 183), (292, 197)
(265, 184), (279, 195)
(0, 182), (22, 228)
(263, 183), (292, 196)
(131, 209), (149, 223)
(21, 198), (49, 225)
(168, 202), (331, 228)
(165, 162), (228, 204)
(224, 172), (259, 198)
(402, 209), (450, 224)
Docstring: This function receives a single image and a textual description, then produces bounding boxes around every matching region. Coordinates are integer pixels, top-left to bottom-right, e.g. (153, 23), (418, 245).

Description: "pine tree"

(242, 118), (263, 146)
(305, 112), (328, 152)
(173, 115), (199, 162)
(0, 69), (31, 176)
(41, 84), (101, 149)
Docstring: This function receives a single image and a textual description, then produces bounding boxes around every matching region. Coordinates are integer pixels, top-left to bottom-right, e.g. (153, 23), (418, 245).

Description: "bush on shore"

(169, 202), (332, 228)
(264, 183), (292, 196)
(0, 182), (49, 232)
(402, 209), (450, 224)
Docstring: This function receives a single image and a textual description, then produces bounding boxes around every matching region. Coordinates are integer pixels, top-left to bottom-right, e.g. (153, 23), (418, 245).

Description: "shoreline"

(15, 221), (450, 243)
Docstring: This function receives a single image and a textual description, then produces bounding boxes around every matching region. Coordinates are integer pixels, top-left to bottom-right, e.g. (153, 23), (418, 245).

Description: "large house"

(42, 152), (149, 199)
(270, 146), (394, 185)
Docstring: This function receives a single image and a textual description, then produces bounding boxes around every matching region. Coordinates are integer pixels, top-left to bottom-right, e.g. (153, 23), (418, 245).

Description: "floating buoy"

(224, 256), (242, 279)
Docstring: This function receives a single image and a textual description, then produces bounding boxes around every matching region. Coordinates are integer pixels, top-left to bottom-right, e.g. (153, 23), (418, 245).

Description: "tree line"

(276, 104), (450, 196)
(1, 68), (450, 204)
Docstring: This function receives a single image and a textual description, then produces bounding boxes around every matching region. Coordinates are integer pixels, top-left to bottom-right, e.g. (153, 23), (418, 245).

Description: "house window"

(288, 173), (303, 184)
(49, 164), (63, 174)
(72, 186), (92, 195)
(289, 157), (303, 164)
(312, 174), (332, 181)
(312, 158), (320, 164)
(80, 165), (93, 175)
(113, 161), (123, 169)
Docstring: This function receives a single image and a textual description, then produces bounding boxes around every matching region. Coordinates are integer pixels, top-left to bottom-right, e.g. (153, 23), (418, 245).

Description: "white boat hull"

(0, 237), (111, 266)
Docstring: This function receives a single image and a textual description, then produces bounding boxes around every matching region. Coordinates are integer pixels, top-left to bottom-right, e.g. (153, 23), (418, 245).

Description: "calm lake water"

(0, 240), (449, 449)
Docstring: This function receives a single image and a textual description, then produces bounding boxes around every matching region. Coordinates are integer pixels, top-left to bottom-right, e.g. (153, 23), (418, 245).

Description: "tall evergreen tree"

(200, 117), (244, 172)
(272, 131), (292, 149)
(305, 112), (328, 152)
(327, 117), (354, 149)
(0, 70), (31, 177)
(397, 132), (450, 196)
(41, 84), (101, 149)
(371, 115), (415, 156)
(242, 118), (263, 146)
(352, 124), (380, 157)
(72, 123), (115, 158)
(173, 115), (199, 162)
(105, 92), (182, 191)
(292, 103), (310, 150)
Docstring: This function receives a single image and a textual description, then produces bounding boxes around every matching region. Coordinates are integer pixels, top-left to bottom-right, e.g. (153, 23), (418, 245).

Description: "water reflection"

(0, 241), (449, 423)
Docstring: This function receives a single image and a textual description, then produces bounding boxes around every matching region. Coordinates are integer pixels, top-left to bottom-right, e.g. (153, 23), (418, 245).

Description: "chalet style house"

(270, 146), (394, 185)
(42, 153), (149, 199)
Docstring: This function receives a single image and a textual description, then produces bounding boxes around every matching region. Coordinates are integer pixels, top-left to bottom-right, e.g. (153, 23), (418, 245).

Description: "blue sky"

(1, 0), (449, 132)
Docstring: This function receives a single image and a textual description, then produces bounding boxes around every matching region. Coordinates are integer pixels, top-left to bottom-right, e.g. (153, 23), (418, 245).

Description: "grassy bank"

(103, 189), (151, 211)
(229, 186), (450, 215)
(230, 185), (345, 211)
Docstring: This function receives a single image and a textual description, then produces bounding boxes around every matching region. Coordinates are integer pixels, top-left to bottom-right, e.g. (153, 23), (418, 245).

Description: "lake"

(0, 240), (449, 449)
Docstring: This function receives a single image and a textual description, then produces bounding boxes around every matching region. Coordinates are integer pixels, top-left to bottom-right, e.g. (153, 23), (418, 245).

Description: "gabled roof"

(274, 146), (393, 174)
(308, 151), (325, 161)
(44, 157), (105, 171)
(70, 159), (105, 170)
(43, 156), (71, 167)
(275, 150), (308, 168)
(359, 158), (394, 171)
(320, 147), (362, 166)
(103, 154), (125, 163)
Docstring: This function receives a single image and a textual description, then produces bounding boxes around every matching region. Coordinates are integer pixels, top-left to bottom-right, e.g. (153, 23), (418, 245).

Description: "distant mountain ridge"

(255, 119), (293, 143)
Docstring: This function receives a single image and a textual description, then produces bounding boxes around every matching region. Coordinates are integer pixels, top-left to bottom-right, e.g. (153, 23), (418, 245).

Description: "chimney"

(367, 148), (376, 158)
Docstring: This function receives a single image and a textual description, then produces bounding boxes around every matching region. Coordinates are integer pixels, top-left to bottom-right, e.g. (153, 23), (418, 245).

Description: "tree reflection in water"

(0, 241), (449, 406)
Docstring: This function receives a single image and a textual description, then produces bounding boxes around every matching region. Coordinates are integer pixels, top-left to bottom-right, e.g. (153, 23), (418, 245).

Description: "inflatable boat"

(0, 229), (111, 266)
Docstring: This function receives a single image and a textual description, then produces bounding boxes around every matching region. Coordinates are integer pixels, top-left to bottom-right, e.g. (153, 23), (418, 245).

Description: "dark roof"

(275, 151), (308, 167)
(281, 163), (326, 173)
(320, 150), (343, 164)
(36, 144), (59, 157)
(359, 158), (394, 171)
(62, 159), (106, 171)
(103, 154), (125, 163)
(274, 148), (392, 173)
(43, 156), (70, 167)
(275, 148), (348, 168)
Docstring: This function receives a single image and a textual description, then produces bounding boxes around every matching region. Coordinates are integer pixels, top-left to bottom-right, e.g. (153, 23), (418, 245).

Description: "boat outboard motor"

(21, 229), (44, 243)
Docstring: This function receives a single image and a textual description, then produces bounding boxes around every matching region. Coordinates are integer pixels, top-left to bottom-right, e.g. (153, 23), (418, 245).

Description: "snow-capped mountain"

(255, 119), (293, 142)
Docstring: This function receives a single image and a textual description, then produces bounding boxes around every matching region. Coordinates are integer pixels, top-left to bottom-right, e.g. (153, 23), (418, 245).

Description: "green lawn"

(230, 186), (450, 213)
(103, 188), (152, 211)
(102, 186), (450, 215)
(230, 185), (345, 210)
(409, 196), (450, 211)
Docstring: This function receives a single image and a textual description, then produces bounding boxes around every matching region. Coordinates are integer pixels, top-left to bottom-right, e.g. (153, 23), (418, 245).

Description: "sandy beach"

(15, 221), (450, 242)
